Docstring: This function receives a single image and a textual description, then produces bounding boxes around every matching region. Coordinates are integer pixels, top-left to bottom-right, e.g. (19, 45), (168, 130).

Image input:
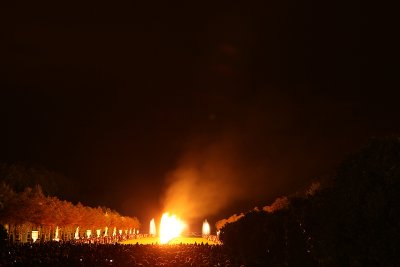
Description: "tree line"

(0, 183), (140, 243)
(218, 137), (400, 266)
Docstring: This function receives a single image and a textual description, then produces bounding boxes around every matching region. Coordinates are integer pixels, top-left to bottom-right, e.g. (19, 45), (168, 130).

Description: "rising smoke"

(162, 134), (270, 222)
(161, 89), (354, 223)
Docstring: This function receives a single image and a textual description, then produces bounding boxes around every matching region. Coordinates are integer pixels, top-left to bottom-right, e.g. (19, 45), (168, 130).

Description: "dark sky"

(0, 1), (398, 231)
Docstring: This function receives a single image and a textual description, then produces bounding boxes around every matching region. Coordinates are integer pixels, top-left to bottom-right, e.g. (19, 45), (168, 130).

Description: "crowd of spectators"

(71, 233), (141, 244)
(0, 242), (244, 266)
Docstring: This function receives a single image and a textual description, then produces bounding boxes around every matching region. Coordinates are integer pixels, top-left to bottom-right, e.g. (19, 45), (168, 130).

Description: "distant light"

(31, 231), (39, 242)
(202, 220), (210, 237)
(75, 227), (80, 239)
(118, 229), (122, 235)
(86, 230), (92, 238)
(54, 226), (59, 241)
(150, 218), (157, 236)
(96, 229), (101, 237)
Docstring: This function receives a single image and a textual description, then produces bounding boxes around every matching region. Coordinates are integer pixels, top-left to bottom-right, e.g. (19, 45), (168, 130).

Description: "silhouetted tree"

(307, 137), (400, 266)
(220, 137), (400, 266)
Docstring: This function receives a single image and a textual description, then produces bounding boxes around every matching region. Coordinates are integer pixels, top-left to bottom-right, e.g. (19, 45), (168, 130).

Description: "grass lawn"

(121, 236), (219, 245)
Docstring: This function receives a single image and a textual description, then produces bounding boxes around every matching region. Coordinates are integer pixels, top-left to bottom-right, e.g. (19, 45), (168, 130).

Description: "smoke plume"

(162, 135), (264, 222)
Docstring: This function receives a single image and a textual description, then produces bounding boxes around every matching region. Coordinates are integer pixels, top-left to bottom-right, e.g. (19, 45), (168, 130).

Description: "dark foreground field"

(0, 242), (243, 266)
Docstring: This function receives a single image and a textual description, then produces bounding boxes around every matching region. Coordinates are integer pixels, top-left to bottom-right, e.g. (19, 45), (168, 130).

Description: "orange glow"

(159, 212), (186, 244)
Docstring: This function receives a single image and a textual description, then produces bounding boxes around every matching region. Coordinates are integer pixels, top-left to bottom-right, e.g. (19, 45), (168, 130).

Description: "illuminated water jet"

(54, 226), (59, 241)
(150, 218), (157, 237)
(202, 219), (210, 237)
(32, 230), (38, 242)
(74, 227), (79, 239)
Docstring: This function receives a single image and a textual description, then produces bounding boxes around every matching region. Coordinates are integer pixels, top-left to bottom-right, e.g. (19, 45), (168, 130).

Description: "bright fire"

(150, 218), (156, 236)
(159, 212), (186, 244)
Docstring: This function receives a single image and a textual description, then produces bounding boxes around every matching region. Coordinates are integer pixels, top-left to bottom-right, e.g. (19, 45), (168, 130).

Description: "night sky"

(0, 1), (397, 230)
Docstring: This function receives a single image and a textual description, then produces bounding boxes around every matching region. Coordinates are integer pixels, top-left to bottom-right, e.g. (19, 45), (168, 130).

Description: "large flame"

(159, 212), (186, 244)
(150, 218), (157, 236)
